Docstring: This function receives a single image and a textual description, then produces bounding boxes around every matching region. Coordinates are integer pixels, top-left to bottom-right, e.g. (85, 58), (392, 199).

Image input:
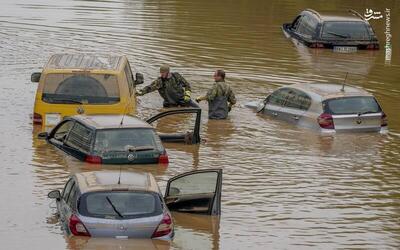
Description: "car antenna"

(341, 72), (348, 92)
(117, 166), (122, 185)
(119, 102), (131, 126)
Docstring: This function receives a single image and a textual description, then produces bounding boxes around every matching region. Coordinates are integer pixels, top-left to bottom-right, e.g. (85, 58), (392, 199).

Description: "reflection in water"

(67, 237), (170, 250)
(1, 0), (400, 249)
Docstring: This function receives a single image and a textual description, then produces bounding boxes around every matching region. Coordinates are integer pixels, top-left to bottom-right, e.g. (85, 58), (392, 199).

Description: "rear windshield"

(321, 21), (370, 40)
(42, 73), (120, 104)
(323, 96), (381, 115)
(94, 128), (163, 154)
(79, 191), (163, 219)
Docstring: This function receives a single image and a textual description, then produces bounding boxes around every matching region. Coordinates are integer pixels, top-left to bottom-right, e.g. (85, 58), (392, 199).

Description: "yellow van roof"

(45, 54), (124, 71)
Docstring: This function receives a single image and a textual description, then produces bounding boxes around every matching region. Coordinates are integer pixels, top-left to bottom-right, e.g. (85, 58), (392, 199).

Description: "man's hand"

(195, 97), (201, 103)
(184, 91), (191, 102)
(136, 90), (144, 96)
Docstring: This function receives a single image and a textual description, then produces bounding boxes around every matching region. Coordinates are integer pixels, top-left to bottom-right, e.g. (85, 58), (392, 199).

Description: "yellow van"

(31, 54), (143, 126)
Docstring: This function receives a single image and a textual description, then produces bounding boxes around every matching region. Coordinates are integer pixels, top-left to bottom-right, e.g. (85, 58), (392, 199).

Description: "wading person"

(136, 65), (199, 108)
(196, 70), (236, 119)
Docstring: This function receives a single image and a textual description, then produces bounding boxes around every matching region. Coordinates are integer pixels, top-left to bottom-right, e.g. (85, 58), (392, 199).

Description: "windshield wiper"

(106, 196), (124, 218)
(327, 31), (349, 38)
(125, 145), (155, 152)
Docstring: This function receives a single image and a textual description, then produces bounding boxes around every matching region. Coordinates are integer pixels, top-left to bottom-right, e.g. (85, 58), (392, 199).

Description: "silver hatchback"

(48, 169), (222, 239)
(246, 83), (388, 133)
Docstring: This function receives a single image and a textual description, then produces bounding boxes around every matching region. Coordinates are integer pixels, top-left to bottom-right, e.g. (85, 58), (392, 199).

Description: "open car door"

(164, 169), (222, 215)
(146, 108), (201, 144)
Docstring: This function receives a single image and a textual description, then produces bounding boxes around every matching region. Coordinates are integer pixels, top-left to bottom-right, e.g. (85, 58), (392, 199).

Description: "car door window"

(62, 178), (74, 201)
(296, 15), (317, 38)
(267, 88), (291, 107)
(284, 89), (312, 111)
(297, 92), (312, 111)
(165, 169), (222, 215)
(146, 108), (201, 144)
(124, 62), (134, 95)
(52, 120), (74, 142)
(67, 184), (78, 209)
(65, 122), (93, 153)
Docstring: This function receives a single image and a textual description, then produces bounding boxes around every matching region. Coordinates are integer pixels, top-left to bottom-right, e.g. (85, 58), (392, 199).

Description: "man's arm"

(227, 88), (236, 105)
(137, 78), (162, 95)
(174, 73), (192, 102)
(175, 73), (191, 92)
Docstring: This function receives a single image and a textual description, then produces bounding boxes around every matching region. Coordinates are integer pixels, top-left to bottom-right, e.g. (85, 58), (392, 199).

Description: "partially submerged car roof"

(289, 82), (373, 99)
(75, 171), (160, 194)
(44, 54), (125, 72)
(73, 114), (153, 130)
(302, 9), (367, 22)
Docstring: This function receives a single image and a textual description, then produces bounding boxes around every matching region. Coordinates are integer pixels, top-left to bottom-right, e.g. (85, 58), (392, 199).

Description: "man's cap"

(160, 64), (170, 73)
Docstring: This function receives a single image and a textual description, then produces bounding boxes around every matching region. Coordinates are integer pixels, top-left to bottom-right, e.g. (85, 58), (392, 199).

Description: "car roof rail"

(348, 9), (365, 20)
(305, 8), (321, 18)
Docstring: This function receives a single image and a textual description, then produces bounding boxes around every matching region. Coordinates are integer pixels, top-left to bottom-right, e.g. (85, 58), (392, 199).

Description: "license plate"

(45, 113), (61, 126)
(333, 46), (357, 53)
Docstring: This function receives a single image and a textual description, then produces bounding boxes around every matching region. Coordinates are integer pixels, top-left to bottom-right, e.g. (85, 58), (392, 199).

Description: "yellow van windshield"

(42, 73), (120, 104)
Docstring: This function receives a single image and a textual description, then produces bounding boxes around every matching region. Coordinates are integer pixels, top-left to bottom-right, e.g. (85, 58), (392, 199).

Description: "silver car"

(246, 83), (388, 133)
(47, 169), (222, 239)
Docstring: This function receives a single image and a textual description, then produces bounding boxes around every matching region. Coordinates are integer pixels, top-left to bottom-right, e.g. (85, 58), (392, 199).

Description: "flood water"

(1, 0), (400, 249)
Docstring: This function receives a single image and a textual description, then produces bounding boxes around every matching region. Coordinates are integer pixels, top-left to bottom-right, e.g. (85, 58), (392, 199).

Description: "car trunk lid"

(79, 214), (163, 238)
(332, 113), (382, 132)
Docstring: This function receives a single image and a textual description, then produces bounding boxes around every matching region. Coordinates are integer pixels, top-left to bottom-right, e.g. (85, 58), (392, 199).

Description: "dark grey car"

(282, 9), (379, 51)
(48, 169), (222, 239)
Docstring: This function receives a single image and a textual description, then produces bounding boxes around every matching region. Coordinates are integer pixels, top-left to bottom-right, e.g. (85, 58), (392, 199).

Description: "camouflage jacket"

(206, 80), (236, 105)
(142, 72), (191, 105)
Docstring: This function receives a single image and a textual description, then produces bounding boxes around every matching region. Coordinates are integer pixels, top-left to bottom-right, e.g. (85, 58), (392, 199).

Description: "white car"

(247, 82), (388, 133)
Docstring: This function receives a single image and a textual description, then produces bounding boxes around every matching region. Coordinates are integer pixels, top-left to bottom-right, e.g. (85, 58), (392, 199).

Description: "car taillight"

(33, 113), (43, 125)
(310, 43), (324, 48)
(151, 212), (173, 238)
(318, 113), (335, 129)
(69, 214), (91, 237)
(85, 155), (102, 164)
(366, 44), (379, 50)
(381, 112), (388, 127)
(158, 151), (169, 164)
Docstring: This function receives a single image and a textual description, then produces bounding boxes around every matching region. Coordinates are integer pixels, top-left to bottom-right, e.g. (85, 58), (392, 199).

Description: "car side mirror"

(135, 73), (144, 85)
(48, 190), (61, 200)
(169, 187), (180, 196)
(37, 132), (49, 140)
(31, 72), (41, 83)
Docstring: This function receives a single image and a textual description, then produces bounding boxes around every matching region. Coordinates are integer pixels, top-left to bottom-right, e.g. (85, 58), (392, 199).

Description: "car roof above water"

(72, 114), (153, 130)
(302, 9), (367, 23)
(288, 82), (373, 100)
(45, 54), (124, 71)
(74, 171), (160, 194)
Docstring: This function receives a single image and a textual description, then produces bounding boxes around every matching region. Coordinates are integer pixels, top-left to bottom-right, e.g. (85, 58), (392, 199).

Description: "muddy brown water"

(0, 0), (400, 249)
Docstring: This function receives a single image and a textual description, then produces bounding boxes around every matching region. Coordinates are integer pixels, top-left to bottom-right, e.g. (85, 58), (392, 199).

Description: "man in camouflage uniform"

(136, 65), (199, 108)
(196, 70), (236, 119)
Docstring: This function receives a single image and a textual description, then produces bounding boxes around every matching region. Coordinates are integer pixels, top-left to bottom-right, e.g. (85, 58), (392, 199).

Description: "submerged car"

(282, 9), (379, 51)
(47, 169), (222, 239)
(39, 109), (202, 164)
(31, 54), (144, 127)
(246, 83), (388, 133)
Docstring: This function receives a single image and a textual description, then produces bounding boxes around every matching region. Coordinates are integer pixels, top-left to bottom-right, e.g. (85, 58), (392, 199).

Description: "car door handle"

(292, 116), (299, 120)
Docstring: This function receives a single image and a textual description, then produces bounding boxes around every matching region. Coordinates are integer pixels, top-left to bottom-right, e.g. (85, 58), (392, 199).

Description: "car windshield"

(79, 191), (162, 219)
(323, 96), (381, 115)
(321, 21), (370, 40)
(94, 128), (162, 154)
(42, 73), (120, 104)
